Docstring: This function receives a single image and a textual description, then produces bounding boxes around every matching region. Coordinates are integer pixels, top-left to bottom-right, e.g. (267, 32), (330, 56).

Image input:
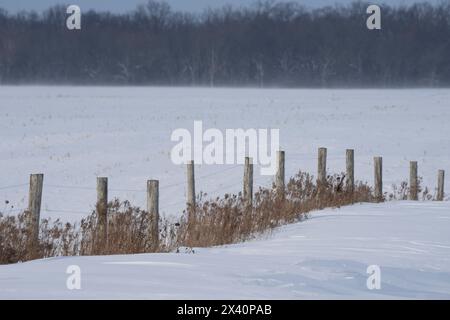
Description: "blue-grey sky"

(0, 0), (444, 13)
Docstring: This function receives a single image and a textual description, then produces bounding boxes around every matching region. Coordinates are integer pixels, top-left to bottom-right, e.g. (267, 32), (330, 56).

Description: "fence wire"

(1, 152), (446, 217)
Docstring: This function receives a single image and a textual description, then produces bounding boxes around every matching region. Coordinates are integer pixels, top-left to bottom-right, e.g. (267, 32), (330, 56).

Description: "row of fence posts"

(24, 148), (446, 246)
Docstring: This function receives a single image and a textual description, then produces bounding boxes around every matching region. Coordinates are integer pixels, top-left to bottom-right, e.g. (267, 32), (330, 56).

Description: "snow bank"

(1, 201), (449, 299)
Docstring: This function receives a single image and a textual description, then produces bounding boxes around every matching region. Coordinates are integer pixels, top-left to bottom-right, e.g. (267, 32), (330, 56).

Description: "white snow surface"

(0, 201), (449, 299)
(1, 87), (449, 221)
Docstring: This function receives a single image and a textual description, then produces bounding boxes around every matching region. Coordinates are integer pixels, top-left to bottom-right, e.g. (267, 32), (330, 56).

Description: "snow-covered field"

(1, 86), (449, 221)
(1, 86), (450, 299)
(1, 201), (449, 299)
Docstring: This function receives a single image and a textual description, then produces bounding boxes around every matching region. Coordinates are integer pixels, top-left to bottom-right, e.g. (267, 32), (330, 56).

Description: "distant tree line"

(0, 0), (450, 87)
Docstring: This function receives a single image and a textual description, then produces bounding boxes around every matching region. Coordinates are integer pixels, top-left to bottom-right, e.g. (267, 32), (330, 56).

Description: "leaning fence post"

(96, 177), (108, 251)
(28, 174), (44, 244)
(186, 160), (196, 216)
(346, 149), (354, 193)
(243, 157), (253, 207)
(409, 161), (418, 201)
(437, 170), (445, 201)
(318, 147), (327, 187)
(276, 151), (285, 192)
(147, 180), (159, 251)
(374, 157), (383, 202)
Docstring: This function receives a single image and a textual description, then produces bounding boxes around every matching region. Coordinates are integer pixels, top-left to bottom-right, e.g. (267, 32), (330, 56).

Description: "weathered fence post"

(437, 170), (445, 201)
(28, 174), (44, 244)
(96, 177), (108, 251)
(147, 180), (159, 251)
(374, 157), (383, 202)
(346, 149), (354, 193)
(276, 151), (285, 192)
(318, 147), (327, 187)
(243, 157), (253, 207)
(186, 160), (196, 215)
(409, 161), (418, 201)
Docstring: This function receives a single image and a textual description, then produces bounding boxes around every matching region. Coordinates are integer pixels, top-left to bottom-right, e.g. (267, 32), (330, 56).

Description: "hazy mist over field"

(1, 0), (450, 86)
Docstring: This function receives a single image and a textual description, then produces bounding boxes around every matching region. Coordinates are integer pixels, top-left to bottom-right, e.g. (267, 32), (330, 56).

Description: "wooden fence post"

(28, 174), (44, 244)
(318, 147), (327, 186)
(409, 161), (418, 201)
(437, 170), (445, 201)
(276, 151), (285, 192)
(243, 157), (253, 207)
(346, 149), (354, 193)
(96, 177), (108, 250)
(147, 180), (159, 251)
(374, 157), (383, 202)
(187, 160), (196, 215)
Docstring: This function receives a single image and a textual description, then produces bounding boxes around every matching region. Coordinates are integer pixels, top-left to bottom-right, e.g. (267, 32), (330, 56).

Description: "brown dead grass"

(0, 171), (374, 265)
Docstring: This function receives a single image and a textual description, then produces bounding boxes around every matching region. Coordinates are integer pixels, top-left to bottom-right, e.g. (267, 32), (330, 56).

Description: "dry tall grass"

(1, 171), (374, 265)
(181, 172), (373, 247)
(388, 177), (433, 201)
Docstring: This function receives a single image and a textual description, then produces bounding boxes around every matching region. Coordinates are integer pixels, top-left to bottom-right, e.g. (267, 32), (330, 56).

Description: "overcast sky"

(0, 0), (444, 13)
